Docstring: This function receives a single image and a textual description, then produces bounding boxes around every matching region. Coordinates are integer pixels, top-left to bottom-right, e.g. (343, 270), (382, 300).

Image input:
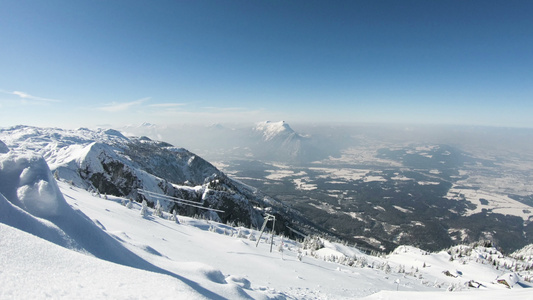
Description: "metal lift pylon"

(255, 213), (276, 252)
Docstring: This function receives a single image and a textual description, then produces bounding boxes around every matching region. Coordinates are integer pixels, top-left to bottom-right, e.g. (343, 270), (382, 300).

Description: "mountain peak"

(140, 122), (156, 128)
(254, 121), (295, 141)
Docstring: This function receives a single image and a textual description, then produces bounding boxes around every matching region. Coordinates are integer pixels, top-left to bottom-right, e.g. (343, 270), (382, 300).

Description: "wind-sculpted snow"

(0, 152), (67, 217)
(0, 192), (79, 250)
(0, 150), (145, 266)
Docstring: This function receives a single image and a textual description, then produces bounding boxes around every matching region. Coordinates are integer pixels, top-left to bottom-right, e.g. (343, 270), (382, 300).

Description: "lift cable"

(137, 189), (225, 213)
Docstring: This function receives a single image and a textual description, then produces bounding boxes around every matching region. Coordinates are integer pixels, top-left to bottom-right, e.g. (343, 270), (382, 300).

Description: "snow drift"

(0, 149), (178, 272)
(0, 152), (66, 217)
(0, 223), (206, 300)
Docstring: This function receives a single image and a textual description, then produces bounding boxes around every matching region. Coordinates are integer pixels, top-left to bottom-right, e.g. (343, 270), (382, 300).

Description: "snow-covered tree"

(302, 235), (324, 251)
(154, 200), (163, 217)
(277, 236), (284, 253)
(169, 209), (180, 224)
(140, 200), (149, 217)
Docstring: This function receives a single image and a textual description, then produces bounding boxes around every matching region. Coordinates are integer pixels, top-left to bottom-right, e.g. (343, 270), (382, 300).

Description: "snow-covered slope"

(512, 244), (533, 264)
(0, 223), (209, 300)
(1, 145), (532, 299)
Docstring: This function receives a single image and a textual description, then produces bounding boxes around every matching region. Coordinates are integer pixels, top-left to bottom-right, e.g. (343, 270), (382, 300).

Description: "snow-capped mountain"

(251, 121), (322, 162)
(0, 125), (306, 233)
(254, 121), (299, 142)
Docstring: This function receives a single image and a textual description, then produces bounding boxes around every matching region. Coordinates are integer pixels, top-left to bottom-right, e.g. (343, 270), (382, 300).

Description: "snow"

(1, 127), (533, 299)
(418, 181), (440, 186)
(3, 176), (529, 299)
(512, 244), (533, 262)
(254, 121), (295, 141)
(393, 205), (413, 214)
(391, 174), (413, 181)
(310, 167), (370, 181)
(361, 289), (532, 300)
(364, 176), (388, 182)
(0, 223), (205, 300)
(446, 185), (533, 221)
(265, 169), (306, 180)
(0, 152), (68, 218)
(293, 177), (317, 190)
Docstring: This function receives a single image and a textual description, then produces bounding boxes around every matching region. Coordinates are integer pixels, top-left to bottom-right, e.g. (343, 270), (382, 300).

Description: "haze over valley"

(123, 121), (533, 253)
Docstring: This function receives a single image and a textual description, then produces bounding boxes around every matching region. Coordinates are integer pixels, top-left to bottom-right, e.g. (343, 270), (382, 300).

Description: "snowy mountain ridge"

(0, 125), (302, 232)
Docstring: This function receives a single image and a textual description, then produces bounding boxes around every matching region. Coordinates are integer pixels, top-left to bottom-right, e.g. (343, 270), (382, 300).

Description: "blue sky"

(1, 0), (532, 128)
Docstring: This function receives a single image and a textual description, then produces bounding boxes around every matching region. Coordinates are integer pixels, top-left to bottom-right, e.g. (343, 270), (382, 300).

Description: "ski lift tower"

(255, 213), (276, 252)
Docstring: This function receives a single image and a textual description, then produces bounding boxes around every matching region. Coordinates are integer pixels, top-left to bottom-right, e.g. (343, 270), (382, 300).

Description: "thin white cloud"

(97, 97), (150, 112)
(148, 103), (186, 108)
(0, 90), (61, 102)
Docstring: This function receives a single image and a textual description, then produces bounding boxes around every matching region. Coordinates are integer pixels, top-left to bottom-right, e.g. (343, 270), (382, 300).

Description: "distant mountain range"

(119, 121), (340, 163)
